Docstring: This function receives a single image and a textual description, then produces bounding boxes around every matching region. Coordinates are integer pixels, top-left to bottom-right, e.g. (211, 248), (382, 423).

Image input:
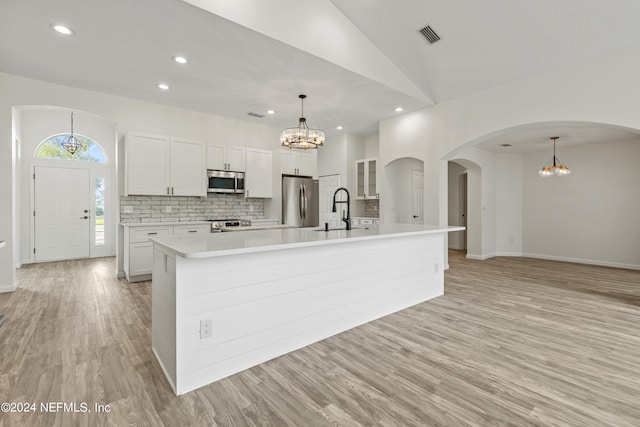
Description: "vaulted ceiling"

(2, 0), (640, 139)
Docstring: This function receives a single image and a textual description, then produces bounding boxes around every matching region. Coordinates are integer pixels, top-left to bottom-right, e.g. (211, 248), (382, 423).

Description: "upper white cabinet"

(245, 148), (273, 198)
(356, 158), (379, 200)
(125, 132), (206, 197)
(170, 137), (207, 196)
(281, 148), (317, 177)
(126, 133), (170, 196)
(207, 143), (245, 172)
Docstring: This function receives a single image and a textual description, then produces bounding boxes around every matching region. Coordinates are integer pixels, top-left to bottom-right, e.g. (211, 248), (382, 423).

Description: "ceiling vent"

(418, 25), (440, 44)
(247, 112), (265, 118)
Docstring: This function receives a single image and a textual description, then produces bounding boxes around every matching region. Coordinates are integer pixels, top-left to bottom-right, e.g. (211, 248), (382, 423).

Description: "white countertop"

(120, 221), (213, 228)
(151, 224), (464, 259)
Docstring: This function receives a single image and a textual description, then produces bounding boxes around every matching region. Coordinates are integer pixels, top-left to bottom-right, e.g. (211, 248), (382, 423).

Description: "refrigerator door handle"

(299, 184), (304, 220)
(302, 184), (307, 220)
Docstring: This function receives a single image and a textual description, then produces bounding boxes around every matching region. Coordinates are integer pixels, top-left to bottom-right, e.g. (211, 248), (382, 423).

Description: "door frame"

(30, 159), (113, 262)
(459, 171), (468, 250)
(410, 168), (424, 224)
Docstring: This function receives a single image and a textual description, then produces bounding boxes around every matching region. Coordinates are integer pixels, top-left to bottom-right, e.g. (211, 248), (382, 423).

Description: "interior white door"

(318, 174), (341, 229)
(35, 166), (91, 261)
(460, 173), (468, 250)
(411, 169), (424, 224)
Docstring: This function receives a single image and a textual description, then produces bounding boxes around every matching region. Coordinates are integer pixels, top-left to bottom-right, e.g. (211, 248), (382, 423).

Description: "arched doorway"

(384, 157), (424, 224)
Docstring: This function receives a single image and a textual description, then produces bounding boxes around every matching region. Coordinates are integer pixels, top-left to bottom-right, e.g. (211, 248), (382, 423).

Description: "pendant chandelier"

(280, 94), (324, 150)
(539, 136), (570, 177)
(61, 112), (83, 155)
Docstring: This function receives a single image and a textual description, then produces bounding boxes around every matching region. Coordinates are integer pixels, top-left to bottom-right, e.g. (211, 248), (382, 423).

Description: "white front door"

(319, 174), (341, 229)
(35, 166), (91, 261)
(411, 169), (424, 224)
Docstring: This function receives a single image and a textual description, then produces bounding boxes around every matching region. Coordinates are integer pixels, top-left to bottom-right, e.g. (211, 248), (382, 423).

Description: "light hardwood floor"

(1, 252), (639, 426)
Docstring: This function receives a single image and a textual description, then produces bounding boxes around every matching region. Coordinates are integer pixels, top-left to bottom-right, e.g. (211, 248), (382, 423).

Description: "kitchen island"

(150, 224), (463, 395)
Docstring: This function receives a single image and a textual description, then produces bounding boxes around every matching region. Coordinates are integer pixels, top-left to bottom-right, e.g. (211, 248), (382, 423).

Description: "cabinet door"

(297, 150), (317, 177)
(245, 148), (273, 198)
(206, 144), (226, 170)
(126, 133), (170, 196)
(366, 158), (378, 199)
(280, 149), (296, 175)
(355, 160), (366, 200)
(129, 242), (154, 276)
(170, 138), (206, 197)
(226, 146), (246, 172)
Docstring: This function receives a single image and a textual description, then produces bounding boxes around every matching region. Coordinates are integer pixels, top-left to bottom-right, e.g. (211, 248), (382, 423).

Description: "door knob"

(81, 216), (89, 219)
(84, 209), (89, 213)
(413, 215), (419, 218)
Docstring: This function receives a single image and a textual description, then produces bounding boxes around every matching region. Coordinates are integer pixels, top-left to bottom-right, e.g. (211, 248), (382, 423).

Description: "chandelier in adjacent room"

(539, 136), (570, 177)
(280, 94), (324, 150)
(61, 112), (83, 155)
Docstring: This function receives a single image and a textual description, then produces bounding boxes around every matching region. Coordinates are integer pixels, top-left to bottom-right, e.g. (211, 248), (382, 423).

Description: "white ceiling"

(475, 122), (640, 153)
(2, 0), (640, 140)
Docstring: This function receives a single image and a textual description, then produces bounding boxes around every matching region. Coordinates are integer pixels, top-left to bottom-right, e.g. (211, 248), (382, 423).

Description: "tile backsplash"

(120, 194), (264, 223)
(364, 199), (379, 218)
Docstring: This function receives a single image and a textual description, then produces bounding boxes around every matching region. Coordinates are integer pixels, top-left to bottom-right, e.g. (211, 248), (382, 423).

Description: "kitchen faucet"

(332, 187), (351, 230)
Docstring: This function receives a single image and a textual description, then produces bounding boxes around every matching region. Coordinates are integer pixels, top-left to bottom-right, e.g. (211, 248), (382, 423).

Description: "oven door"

(208, 171), (238, 193)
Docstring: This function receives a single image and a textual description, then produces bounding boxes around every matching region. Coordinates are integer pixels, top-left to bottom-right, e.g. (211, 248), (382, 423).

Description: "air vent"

(247, 112), (265, 118)
(418, 25), (441, 44)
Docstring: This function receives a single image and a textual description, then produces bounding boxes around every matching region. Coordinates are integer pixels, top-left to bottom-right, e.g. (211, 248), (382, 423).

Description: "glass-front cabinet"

(355, 158), (379, 200)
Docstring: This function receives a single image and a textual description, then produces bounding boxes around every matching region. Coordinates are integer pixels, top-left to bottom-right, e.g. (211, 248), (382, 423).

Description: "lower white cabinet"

(123, 223), (210, 282)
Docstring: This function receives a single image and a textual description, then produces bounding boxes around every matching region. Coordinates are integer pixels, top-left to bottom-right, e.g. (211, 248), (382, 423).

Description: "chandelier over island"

(280, 94), (325, 150)
(539, 136), (571, 177)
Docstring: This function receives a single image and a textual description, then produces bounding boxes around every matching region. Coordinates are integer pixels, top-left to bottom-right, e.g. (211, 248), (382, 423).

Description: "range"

(210, 219), (253, 232)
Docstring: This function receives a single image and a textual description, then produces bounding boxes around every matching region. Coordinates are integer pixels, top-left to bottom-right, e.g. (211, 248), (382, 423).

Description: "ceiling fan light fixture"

(280, 95), (324, 150)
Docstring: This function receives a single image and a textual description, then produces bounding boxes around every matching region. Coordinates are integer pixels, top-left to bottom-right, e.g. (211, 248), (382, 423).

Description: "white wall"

(384, 157), (423, 224)
(379, 46), (640, 266)
(0, 72), (284, 288)
(447, 161), (466, 249)
(495, 153), (523, 256)
(365, 133), (379, 158)
(523, 139), (640, 268)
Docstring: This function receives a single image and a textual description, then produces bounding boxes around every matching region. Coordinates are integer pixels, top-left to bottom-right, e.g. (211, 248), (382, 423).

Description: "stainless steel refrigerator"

(282, 176), (319, 227)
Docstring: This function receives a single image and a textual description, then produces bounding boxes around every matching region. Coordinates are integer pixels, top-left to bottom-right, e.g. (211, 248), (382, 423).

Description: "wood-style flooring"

(1, 252), (639, 426)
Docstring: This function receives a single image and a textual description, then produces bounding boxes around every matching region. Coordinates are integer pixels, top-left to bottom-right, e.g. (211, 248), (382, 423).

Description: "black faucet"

(332, 187), (351, 230)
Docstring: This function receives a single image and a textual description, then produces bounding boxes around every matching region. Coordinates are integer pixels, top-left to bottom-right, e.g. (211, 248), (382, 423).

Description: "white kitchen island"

(150, 224), (463, 395)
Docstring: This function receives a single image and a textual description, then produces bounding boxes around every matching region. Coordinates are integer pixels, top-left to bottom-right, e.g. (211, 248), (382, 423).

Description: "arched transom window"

(35, 134), (107, 163)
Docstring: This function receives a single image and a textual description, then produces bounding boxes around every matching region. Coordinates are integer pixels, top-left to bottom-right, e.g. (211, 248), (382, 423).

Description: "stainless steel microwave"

(207, 170), (245, 194)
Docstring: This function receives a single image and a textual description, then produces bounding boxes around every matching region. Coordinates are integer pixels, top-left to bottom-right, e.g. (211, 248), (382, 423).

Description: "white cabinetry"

(125, 132), (206, 197)
(245, 148), (273, 198)
(207, 143), (246, 172)
(355, 158), (379, 200)
(281, 149), (317, 177)
(123, 223), (210, 282)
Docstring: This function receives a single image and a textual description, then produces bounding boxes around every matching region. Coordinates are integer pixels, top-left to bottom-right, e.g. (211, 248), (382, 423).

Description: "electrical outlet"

(124, 206), (132, 213)
(434, 263), (439, 273)
(249, 205), (254, 212)
(200, 318), (213, 339)
(165, 206), (171, 213)
(510, 237), (515, 244)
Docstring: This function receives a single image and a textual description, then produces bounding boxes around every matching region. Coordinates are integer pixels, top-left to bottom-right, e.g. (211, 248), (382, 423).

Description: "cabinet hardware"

(188, 230), (197, 233)
(147, 232), (158, 235)
(81, 216), (89, 219)
(167, 186), (170, 195)
(171, 187), (174, 195)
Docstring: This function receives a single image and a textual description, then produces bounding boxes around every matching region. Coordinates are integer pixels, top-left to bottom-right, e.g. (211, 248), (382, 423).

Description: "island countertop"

(150, 224), (464, 259)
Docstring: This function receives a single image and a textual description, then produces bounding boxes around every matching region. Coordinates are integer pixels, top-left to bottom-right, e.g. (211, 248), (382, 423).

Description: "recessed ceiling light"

(157, 83), (170, 90)
(266, 109), (275, 115)
(173, 56), (188, 64)
(51, 24), (75, 35)
(336, 126), (343, 130)
(394, 107), (404, 112)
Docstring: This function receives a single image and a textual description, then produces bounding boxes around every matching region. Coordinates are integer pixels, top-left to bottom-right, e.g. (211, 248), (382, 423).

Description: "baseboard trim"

(522, 253), (640, 271)
(495, 252), (524, 257)
(466, 253), (495, 260)
(0, 282), (17, 293)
